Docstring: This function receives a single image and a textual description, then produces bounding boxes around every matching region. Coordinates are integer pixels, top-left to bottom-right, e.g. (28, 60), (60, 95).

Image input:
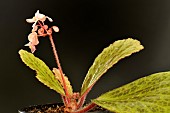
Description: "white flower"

(26, 10), (53, 27)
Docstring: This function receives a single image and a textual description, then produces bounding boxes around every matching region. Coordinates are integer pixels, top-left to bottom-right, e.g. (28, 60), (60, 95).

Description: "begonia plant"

(19, 10), (170, 113)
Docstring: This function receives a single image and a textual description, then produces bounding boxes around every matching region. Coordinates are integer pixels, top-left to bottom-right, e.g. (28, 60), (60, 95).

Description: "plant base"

(18, 103), (112, 113)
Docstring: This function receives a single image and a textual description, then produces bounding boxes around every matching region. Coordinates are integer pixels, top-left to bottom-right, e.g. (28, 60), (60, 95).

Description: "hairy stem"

(49, 34), (70, 104)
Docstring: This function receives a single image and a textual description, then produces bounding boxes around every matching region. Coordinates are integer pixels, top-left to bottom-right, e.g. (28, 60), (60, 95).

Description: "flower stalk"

(48, 34), (70, 104)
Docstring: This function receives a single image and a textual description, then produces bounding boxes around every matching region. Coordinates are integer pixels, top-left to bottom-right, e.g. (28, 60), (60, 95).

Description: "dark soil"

(18, 103), (111, 113)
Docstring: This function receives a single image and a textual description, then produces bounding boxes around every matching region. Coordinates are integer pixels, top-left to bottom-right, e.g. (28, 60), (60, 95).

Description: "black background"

(0, 0), (170, 113)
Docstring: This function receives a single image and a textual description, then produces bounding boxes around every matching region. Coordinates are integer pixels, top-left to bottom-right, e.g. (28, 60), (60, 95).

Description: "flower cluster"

(25, 10), (59, 53)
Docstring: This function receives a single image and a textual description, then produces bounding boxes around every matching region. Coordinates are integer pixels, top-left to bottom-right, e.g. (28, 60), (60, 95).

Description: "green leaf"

(19, 49), (65, 95)
(81, 38), (144, 95)
(92, 71), (170, 113)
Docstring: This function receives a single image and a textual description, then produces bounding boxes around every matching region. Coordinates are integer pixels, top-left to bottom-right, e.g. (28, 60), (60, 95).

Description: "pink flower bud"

(38, 28), (44, 35)
(47, 28), (52, 35)
(43, 25), (48, 30)
(52, 26), (59, 32)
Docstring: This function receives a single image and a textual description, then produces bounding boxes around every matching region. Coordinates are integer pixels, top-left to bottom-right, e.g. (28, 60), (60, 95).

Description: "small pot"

(18, 103), (111, 113)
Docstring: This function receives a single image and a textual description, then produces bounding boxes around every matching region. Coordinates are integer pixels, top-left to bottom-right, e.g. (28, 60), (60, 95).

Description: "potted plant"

(18, 10), (170, 113)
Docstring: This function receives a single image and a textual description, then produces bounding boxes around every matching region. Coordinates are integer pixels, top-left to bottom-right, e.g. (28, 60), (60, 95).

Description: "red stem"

(77, 96), (86, 109)
(77, 84), (94, 108)
(71, 103), (96, 113)
(49, 34), (70, 104)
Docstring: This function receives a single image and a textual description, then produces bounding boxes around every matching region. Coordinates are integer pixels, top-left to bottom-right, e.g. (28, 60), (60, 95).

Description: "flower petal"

(34, 10), (46, 22)
(35, 10), (40, 17)
(47, 16), (53, 22)
(28, 32), (36, 42)
(32, 25), (38, 32)
(24, 42), (31, 46)
(26, 18), (35, 23)
(37, 14), (46, 21)
(30, 44), (36, 53)
(32, 37), (39, 45)
(32, 21), (37, 28)
(28, 32), (39, 45)
(25, 41), (37, 53)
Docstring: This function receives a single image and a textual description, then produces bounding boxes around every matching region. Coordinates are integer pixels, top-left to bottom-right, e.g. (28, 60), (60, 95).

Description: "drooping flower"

(25, 32), (39, 53)
(26, 10), (53, 27)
